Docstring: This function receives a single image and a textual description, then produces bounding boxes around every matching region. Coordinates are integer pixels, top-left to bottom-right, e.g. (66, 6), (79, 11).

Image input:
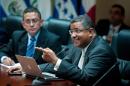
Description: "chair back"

(2, 16), (23, 36)
(111, 29), (130, 60)
(93, 62), (120, 86)
(44, 18), (71, 45)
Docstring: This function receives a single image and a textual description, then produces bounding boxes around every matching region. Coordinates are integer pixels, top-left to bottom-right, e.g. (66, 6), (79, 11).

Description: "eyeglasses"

(24, 19), (40, 25)
(69, 29), (88, 34)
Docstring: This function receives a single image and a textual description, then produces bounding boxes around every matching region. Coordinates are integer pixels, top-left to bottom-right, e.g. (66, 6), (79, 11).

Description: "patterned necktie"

(26, 37), (36, 57)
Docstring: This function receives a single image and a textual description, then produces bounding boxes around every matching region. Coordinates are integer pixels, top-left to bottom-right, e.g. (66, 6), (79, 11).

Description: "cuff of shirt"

(14, 63), (20, 67)
(102, 35), (107, 40)
(54, 59), (62, 71)
(1, 56), (8, 63)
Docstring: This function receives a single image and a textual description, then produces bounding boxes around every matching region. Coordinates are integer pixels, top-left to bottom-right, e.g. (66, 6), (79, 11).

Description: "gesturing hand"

(35, 47), (58, 65)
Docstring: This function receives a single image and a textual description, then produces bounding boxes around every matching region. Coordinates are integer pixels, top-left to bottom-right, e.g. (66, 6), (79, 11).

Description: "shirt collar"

(27, 31), (40, 46)
(82, 37), (94, 53)
(110, 24), (121, 32)
(27, 31), (40, 41)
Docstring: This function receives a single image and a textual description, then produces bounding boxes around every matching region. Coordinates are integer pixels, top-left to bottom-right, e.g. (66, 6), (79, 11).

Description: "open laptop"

(16, 55), (59, 80)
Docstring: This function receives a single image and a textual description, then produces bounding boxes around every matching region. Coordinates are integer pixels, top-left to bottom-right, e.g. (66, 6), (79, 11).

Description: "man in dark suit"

(96, 4), (129, 43)
(36, 15), (120, 86)
(0, 27), (9, 46)
(0, 7), (62, 65)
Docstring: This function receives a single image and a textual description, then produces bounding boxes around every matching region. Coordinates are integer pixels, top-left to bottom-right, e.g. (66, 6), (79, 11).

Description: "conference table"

(0, 66), (76, 86)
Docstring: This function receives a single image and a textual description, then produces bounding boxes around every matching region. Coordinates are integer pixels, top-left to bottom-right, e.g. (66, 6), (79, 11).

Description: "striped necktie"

(26, 37), (36, 57)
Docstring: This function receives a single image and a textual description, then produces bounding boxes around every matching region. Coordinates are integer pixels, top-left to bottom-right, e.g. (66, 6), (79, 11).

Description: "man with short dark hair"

(0, 7), (62, 65)
(96, 4), (129, 43)
(36, 15), (120, 86)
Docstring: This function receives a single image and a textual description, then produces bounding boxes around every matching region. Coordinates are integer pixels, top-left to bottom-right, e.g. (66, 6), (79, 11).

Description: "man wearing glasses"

(36, 15), (120, 86)
(0, 7), (62, 66)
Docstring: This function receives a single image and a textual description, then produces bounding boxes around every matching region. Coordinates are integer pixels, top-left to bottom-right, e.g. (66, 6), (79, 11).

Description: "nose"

(71, 32), (77, 38)
(30, 21), (34, 27)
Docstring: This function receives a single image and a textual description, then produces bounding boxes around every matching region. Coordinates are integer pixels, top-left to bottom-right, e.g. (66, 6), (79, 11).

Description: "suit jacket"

(0, 27), (62, 64)
(0, 27), (9, 46)
(52, 36), (120, 86)
(95, 19), (130, 36)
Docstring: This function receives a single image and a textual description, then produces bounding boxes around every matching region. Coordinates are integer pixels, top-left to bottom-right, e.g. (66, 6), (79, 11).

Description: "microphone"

(56, 47), (69, 57)
(92, 62), (119, 86)
(35, 47), (69, 56)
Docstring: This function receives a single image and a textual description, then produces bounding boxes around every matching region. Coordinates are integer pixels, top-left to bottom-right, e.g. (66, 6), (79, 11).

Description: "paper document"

(0, 63), (12, 70)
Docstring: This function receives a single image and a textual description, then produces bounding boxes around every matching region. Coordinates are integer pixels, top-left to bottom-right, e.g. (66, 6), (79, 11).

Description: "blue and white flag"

(0, 0), (96, 21)
(0, 0), (52, 20)
(53, 0), (85, 20)
(0, 0), (27, 17)
(53, 0), (96, 22)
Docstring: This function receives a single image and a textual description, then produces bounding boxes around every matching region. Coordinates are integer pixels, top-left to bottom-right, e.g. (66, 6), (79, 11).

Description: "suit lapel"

(83, 36), (99, 68)
(73, 48), (82, 65)
(18, 33), (28, 56)
(83, 51), (89, 68)
(34, 28), (49, 59)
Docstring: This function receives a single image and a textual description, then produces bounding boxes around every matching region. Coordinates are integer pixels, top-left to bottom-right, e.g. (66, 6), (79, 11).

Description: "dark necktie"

(26, 37), (36, 57)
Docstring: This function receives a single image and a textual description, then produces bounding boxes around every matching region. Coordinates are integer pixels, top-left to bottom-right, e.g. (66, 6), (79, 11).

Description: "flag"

(29, 0), (52, 20)
(0, 4), (6, 17)
(53, 0), (96, 22)
(82, 0), (96, 23)
(0, 0), (53, 20)
(37, 0), (52, 20)
(0, 0), (27, 17)
(29, 0), (38, 7)
(53, 0), (85, 20)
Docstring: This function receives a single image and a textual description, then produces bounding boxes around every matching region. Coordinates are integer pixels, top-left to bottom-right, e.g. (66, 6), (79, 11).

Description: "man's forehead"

(111, 7), (121, 12)
(24, 12), (39, 19)
(70, 22), (83, 29)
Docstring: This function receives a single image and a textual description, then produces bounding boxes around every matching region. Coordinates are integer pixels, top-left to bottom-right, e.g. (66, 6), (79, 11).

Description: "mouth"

(29, 28), (36, 31)
(72, 38), (80, 43)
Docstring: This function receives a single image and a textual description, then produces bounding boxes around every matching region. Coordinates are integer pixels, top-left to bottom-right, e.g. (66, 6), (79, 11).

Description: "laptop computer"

(16, 55), (59, 80)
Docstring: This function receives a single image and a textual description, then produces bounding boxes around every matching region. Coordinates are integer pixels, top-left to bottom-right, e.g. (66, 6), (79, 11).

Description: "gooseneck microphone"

(56, 47), (69, 57)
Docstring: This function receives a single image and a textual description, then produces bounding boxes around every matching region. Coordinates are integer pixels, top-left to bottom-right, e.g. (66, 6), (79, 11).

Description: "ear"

(88, 28), (94, 37)
(40, 19), (44, 26)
